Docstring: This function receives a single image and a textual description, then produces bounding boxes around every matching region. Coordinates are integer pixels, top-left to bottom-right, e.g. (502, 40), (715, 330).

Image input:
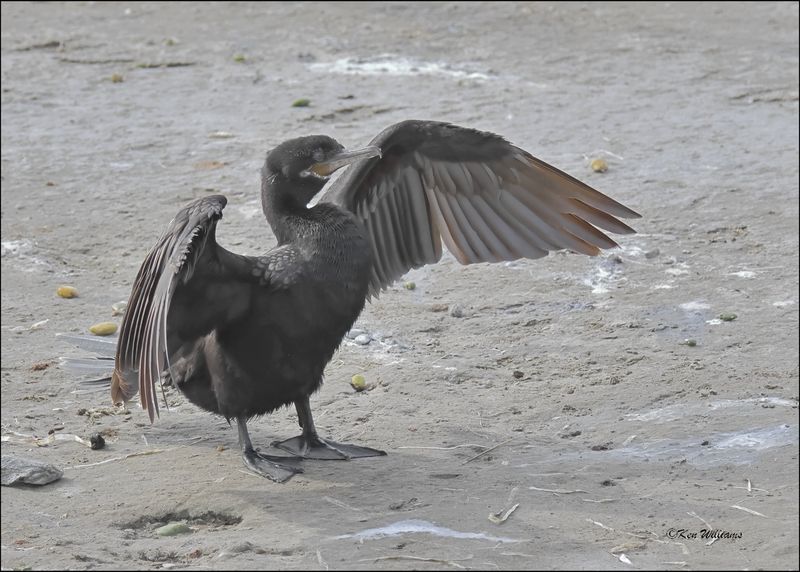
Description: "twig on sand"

(461, 437), (515, 465)
(730, 505), (768, 518)
(587, 518), (690, 555)
(398, 444), (488, 451)
(529, 485), (588, 495)
(687, 511), (713, 529)
(586, 519), (650, 539)
(2, 431), (95, 449)
(360, 555), (472, 569)
(65, 448), (170, 469)
(488, 503), (520, 524)
(316, 550), (329, 571)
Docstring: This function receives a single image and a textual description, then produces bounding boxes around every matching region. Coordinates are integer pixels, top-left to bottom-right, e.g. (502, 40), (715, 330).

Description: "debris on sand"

(155, 522), (192, 536)
(350, 374), (367, 392)
(57, 285), (79, 298)
(590, 158), (608, 172)
(89, 322), (117, 336)
(488, 502), (519, 524)
(111, 301), (127, 316)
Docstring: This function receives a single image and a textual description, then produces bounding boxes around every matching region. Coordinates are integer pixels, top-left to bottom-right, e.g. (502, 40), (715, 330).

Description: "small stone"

(403, 281), (416, 290)
(89, 322), (117, 336)
(644, 248), (660, 259)
(57, 285), (78, 298)
(429, 303), (449, 313)
(111, 301), (127, 316)
(719, 313), (737, 322)
(512, 370), (524, 379)
(233, 54), (246, 63)
(2, 455), (63, 486)
(110, 73), (124, 83)
(449, 304), (464, 318)
(354, 334), (371, 345)
(291, 98), (311, 107)
(350, 374), (367, 392)
(682, 339), (697, 347)
(590, 158), (608, 173)
(90, 433), (106, 450)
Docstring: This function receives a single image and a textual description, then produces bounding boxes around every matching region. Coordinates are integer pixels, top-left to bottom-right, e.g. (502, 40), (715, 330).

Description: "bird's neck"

(261, 172), (325, 245)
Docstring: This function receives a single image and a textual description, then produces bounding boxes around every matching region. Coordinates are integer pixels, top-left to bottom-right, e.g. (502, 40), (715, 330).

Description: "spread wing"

(114, 195), (277, 422)
(321, 120), (641, 295)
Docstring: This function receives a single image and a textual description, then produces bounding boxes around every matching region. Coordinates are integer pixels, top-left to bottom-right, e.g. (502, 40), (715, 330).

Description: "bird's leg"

(272, 396), (387, 460)
(237, 417), (303, 482)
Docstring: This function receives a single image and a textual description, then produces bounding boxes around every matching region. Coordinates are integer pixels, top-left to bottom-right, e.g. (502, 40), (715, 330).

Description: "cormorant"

(110, 120), (640, 482)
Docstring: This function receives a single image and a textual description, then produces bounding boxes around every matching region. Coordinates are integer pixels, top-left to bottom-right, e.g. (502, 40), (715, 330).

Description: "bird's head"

(262, 135), (381, 206)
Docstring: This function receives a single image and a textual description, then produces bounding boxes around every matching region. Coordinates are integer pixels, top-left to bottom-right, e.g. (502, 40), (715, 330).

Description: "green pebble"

(291, 98), (311, 107)
(404, 281), (416, 290)
(155, 522), (192, 536)
(719, 313), (737, 322)
(350, 374), (366, 392)
(233, 54), (246, 63)
(683, 339), (697, 347)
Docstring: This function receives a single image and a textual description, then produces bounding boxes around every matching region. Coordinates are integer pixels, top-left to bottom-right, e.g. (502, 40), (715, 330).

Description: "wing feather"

(113, 195), (236, 421)
(321, 120), (640, 293)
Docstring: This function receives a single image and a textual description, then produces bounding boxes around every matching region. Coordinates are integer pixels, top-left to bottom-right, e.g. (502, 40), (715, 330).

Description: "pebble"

(89, 322), (118, 336)
(449, 304), (464, 318)
(354, 334), (371, 345)
(346, 328), (365, 339)
(57, 285), (79, 298)
(351, 374), (367, 391)
(1, 455), (63, 486)
(644, 248), (660, 259)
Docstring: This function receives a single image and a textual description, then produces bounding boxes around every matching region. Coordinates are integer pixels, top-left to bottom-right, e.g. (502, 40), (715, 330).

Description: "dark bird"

(106, 120), (640, 482)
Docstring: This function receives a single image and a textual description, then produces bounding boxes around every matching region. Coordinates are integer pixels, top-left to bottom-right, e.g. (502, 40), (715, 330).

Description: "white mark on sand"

(310, 55), (491, 80)
(627, 398), (797, 423)
(1, 240), (52, 272)
(335, 519), (521, 543)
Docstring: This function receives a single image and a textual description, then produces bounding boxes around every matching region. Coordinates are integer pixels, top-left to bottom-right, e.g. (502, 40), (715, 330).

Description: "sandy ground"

(1, 2), (798, 570)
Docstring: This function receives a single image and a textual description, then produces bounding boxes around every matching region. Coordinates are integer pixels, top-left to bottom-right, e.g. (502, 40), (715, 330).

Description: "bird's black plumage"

(111, 120), (640, 481)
